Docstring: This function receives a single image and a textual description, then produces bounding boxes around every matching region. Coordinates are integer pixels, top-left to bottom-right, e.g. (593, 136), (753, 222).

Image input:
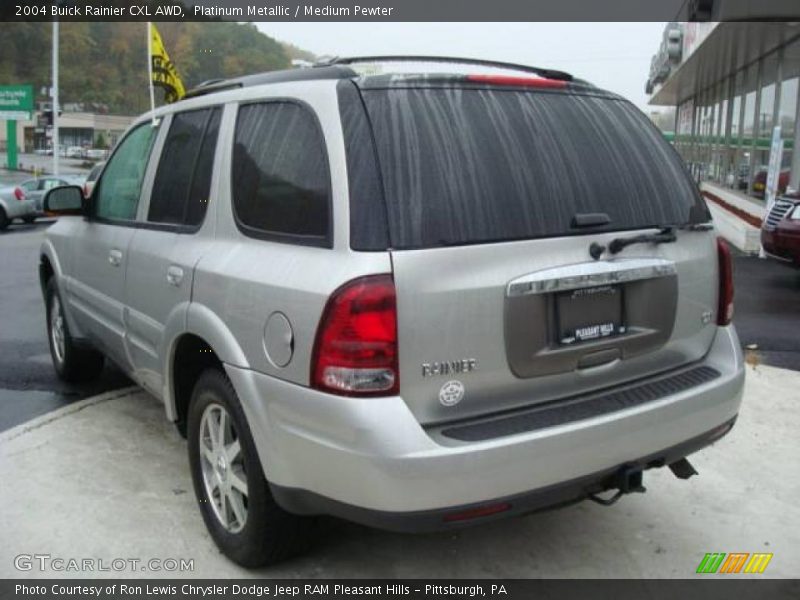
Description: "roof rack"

(315, 55), (576, 82)
(183, 65), (358, 99)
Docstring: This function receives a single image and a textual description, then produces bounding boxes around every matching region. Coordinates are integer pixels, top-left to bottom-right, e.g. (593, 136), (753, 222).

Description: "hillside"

(0, 22), (294, 114)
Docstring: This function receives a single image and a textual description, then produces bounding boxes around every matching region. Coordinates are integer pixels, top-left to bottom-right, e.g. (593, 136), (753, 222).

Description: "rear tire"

(188, 369), (313, 567)
(45, 278), (104, 382)
(0, 207), (9, 231)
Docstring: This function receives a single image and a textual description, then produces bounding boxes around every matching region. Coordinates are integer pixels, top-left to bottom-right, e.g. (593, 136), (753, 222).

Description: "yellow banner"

(150, 23), (185, 103)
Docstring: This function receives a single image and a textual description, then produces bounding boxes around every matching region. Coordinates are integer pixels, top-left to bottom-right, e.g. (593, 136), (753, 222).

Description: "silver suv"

(39, 57), (745, 567)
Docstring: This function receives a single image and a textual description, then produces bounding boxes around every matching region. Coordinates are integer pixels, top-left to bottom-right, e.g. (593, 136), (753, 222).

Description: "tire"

(45, 278), (104, 382)
(0, 207), (9, 231)
(22, 216), (36, 224)
(188, 369), (313, 567)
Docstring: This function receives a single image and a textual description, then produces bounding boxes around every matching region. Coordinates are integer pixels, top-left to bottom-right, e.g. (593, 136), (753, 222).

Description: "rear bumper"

(1, 199), (36, 219)
(225, 325), (745, 523)
(270, 416), (736, 532)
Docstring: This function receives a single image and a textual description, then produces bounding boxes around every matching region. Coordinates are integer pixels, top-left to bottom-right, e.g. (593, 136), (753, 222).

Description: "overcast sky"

(256, 22), (667, 111)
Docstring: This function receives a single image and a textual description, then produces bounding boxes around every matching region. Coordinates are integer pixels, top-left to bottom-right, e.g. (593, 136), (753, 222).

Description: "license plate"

(557, 285), (624, 345)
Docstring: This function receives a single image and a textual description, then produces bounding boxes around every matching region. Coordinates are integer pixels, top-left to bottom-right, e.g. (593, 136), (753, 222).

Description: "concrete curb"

(0, 385), (139, 445)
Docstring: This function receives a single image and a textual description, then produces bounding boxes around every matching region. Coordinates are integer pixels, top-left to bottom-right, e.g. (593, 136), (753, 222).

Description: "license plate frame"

(556, 284), (625, 346)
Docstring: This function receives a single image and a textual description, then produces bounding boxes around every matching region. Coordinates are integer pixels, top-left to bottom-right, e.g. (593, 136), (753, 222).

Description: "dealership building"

(646, 19), (800, 250)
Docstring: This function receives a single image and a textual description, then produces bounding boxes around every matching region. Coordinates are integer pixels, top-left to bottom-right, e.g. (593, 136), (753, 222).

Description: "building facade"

(647, 21), (800, 201)
(0, 107), (134, 154)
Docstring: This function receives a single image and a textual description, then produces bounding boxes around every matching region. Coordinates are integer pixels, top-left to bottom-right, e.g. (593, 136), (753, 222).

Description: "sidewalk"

(701, 182), (765, 254)
(1, 365), (798, 578)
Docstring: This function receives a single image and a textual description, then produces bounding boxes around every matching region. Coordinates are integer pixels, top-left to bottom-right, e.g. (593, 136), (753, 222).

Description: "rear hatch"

(342, 77), (718, 425)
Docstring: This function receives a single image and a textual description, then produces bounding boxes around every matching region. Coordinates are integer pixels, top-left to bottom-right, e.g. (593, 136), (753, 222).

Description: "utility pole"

(52, 20), (59, 176)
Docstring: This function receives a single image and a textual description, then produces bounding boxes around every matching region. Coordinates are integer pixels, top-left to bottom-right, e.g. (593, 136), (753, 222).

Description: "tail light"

(13, 187), (25, 201)
(717, 238), (734, 326)
(311, 274), (398, 396)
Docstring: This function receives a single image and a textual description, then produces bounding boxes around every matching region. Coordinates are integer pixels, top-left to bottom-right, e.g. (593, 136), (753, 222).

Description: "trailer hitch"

(589, 465), (647, 506)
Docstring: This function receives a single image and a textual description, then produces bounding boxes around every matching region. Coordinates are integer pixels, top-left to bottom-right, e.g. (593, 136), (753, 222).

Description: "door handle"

(108, 249), (123, 267)
(166, 265), (184, 287)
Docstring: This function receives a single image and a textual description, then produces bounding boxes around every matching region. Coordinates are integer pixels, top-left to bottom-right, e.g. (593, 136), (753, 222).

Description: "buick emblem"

(439, 380), (465, 407)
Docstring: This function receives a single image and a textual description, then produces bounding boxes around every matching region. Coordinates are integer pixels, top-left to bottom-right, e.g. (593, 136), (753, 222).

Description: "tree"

(94, 132), (108, 149)
(0, 22), (300, 114)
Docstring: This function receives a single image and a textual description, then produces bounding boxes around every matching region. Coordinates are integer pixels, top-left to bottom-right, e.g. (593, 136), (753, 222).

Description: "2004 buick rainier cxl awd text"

(39, 56), (744, 567)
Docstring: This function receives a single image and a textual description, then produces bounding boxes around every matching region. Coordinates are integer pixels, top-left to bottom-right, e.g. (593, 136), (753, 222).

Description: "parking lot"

(0, 218), (798, 578)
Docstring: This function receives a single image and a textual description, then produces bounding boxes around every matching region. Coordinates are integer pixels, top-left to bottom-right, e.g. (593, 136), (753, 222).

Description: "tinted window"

(95, 123), (158, 221)
(362, 88), (708, 249)
(148, 108), (220, 227)
(338, 81), (389, 251)
(232, 102), (330, 244)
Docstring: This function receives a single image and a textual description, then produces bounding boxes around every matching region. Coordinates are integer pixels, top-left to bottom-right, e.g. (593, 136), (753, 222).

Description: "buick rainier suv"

(39, 57), (745, 566)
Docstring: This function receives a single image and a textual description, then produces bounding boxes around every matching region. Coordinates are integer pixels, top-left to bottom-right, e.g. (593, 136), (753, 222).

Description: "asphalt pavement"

(0, 220), (798, 432)
(0, 220), (130, 432)
(732, 250), (800, 371)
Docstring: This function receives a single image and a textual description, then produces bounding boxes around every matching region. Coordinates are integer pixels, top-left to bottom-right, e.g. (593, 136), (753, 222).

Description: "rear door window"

(231, 102), (331, 246)
(360, 87), (707, 249)
(148, 107), (221, 228)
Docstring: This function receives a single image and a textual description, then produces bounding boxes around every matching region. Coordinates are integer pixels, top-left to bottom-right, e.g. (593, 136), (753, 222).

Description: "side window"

(94, 123), (158, 221)
(232, 102), (330, 245)
(21, 180), (38, 193)
(41, 178), (62, 191)
(148, 107), (221, 227)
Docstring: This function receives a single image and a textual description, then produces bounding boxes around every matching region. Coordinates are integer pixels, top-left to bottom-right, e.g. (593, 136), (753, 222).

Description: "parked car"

(752, 168), (790, 197)
(82, 162), (105, 198)
(85, 148), (108, 160)
(65, 146), (85, 159)
(0, 182), (36, 229)
(39, 57), (745, 567)
(762, 192), (800, 266)
(0, 175), (86, 229)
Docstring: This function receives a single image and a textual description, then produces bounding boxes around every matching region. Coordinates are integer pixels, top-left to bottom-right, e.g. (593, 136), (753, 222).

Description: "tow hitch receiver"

(589, 465), (647, 506)
(668, 457), (698, 480)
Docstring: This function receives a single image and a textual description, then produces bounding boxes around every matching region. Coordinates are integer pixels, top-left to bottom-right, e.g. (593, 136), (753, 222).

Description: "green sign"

(0, 85), (34, 121)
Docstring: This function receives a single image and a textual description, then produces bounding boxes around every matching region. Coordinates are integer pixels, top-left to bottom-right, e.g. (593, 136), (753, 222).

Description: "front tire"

(187, 369), (313, 567)
(45, 279), (104, 382)
(22, 215), (36, 224)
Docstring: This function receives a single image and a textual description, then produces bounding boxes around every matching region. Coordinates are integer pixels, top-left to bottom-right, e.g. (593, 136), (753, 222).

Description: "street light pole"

(52, 20), (59, 176)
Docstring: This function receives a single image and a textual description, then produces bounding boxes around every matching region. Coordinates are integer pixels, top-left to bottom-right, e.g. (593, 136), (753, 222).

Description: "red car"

(762, 193), (800, 266)
(752, 168), (790, 197)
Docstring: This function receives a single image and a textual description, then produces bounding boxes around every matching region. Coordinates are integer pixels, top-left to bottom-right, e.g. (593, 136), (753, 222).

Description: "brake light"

(311, 274), (398, 396)
(466, 74), (568, 89)
(717, 238), (734, 326)
(14, 187), (25, 201)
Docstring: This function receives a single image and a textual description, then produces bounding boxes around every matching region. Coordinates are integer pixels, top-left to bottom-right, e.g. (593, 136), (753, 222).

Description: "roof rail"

(183, 65), (358, 99)
(315, 55), (575, 82)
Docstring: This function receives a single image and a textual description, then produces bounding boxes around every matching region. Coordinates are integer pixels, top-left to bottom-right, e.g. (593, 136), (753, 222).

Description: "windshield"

(361, 87), (707, 250)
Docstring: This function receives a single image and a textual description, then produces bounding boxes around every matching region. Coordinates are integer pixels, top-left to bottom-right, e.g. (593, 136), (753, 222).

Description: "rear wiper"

(608, 227), (676, 255)
(589, 223), (712, 259)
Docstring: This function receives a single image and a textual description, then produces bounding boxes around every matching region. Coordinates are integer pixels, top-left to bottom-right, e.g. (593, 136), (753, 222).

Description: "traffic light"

(41, 108), (62, 127)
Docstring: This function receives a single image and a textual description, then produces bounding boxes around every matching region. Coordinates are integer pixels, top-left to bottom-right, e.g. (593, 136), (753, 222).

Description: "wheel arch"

(164, 303), (251, 432)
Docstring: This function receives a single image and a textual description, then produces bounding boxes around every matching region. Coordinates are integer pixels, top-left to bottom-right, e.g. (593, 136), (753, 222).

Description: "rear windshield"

(360, 87), (707, 250)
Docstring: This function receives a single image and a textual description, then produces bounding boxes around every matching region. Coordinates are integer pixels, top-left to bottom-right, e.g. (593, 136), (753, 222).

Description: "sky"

(256, 22), (668, 111)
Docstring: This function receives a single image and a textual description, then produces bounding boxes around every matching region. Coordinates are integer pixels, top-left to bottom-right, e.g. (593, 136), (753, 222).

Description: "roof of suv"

(182, 55), (601, 100)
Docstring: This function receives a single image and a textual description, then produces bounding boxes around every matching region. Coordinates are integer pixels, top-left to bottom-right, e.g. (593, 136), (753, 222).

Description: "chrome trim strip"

(506, 258), (677, 297)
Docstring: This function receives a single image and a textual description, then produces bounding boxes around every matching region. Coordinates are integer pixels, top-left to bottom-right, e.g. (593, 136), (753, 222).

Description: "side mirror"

(43, 185), (85, 216)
